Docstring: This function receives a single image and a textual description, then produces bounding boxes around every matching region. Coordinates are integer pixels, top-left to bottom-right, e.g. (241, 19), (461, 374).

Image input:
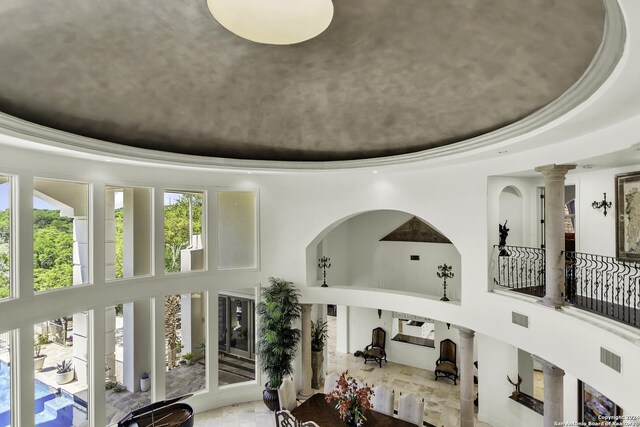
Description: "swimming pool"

(0, 360), (80, 427)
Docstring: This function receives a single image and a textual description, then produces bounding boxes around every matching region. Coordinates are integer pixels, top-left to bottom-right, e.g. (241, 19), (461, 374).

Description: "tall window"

(0, 175), (11, 300)
(105, 186), (153, 280)
(0, 329), (11, 425)
(217, 191), (257, 269)
(33, 179), (89, 293)
(165, 292), (207, 398)
(34, 311), (90, 426)
(164, 191), (204, 273)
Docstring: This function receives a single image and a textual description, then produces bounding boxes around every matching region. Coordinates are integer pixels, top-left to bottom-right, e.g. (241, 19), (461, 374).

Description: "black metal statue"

(498, 220), (510, 256)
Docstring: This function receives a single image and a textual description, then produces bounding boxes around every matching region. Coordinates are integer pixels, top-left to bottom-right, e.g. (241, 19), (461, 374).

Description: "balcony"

(492, 245), (640, 329)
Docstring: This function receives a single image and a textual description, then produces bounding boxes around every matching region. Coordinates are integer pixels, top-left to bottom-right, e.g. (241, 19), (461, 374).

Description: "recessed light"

(247, 171), (253, 174)
(497, 150), (508, 154)
(372, 170), (379, 174)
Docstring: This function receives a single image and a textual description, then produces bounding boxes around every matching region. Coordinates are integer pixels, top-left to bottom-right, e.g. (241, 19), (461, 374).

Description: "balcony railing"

(564, 251), (640, 328)
(492, 245), (640, 329)
(492, 245), (545, 297)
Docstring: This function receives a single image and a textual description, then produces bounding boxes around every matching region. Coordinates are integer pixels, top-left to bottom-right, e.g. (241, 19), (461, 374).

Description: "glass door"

(218, 296), (228, 353)
(218, 295), (254, 360)
(229, 298), (252, 358)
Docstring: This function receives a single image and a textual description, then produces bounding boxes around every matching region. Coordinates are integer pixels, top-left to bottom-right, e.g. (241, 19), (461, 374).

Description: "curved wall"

(0, 130), (639, 426)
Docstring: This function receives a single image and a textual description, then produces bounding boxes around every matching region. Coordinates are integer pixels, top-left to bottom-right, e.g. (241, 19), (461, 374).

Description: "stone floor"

(193, 315), (492, 427)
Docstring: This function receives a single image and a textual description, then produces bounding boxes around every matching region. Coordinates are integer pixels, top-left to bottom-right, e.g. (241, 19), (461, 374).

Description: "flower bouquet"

(325, 371), (374, 426)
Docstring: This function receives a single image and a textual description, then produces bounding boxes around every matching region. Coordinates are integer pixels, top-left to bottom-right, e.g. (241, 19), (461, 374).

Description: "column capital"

(454, 326), (475, 338)
(534, 164), (576, 177)
(531, 354), (565, 377)
(300, 304), (312, 312)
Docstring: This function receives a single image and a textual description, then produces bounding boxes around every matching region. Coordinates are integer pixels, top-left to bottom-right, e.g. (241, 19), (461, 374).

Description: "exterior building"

(0, 0), (640, 426)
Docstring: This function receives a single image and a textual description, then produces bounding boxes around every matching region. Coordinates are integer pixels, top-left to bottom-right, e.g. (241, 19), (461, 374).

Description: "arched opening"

(306, 209), (461, 299)
(498, 185), (524, 247)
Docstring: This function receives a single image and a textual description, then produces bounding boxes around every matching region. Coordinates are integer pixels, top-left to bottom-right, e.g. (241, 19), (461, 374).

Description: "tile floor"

(193, 316), (493, 427)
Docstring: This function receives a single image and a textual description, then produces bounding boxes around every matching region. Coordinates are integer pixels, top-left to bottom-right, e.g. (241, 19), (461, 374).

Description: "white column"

(456, 327), (475, 427)
(300, 304), (313, 398)
(534, 164), (576, 308)
(72, 217), (89, 285)
(123, 300), (152, 392)
(532, 355), (565, 427)
(104, 188), (117, 280)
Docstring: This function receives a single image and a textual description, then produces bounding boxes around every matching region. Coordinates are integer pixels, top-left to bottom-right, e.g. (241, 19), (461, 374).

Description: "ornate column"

(534, 164), (576, 308)
(532, 355), (565, 427)
(300, 304), (313, 398)
(456, 327), (475, 427)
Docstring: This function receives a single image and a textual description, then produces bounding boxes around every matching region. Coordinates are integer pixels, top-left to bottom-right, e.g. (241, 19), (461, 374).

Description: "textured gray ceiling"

(0, 0), (605, 161)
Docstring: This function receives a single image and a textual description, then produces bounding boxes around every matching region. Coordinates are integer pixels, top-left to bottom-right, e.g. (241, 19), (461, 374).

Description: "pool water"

(0, 360), (80, 427)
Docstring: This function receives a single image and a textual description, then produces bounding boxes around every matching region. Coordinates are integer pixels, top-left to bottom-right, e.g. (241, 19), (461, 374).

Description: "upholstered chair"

(277, 377), (298, 411)
(371, 384), (394, 416)
(324, 372), (339, 394)
(397, 393), (424, 426)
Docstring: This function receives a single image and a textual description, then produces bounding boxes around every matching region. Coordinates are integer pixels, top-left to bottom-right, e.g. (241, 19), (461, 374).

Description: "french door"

(218, 295), (255, 359)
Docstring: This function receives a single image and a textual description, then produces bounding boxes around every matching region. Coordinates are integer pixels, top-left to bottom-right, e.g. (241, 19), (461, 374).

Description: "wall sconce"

(592, 193), (612, 216)
(377, 309), (382, 319)
(236, 303), (242, 322)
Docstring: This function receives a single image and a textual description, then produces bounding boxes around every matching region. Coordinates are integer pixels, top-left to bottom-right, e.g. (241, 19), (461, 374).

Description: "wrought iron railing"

(493, 245), (545, 297)
(564, 251), (640, 328)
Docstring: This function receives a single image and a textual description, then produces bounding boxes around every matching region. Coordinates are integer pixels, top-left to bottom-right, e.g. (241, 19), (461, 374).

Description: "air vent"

(600, 347), (621, 373)
(511, 312), (529, 328)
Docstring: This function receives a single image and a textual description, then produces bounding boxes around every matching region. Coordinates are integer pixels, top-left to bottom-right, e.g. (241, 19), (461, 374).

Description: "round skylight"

(206, 0), (334, 45)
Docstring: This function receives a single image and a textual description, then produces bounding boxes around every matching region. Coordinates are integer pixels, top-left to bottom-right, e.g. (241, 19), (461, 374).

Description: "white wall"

(478, 334), (543, 427)
(346, 306), (464, 371)
(324, 211), (461, 299)
(2, 119), (640, 423)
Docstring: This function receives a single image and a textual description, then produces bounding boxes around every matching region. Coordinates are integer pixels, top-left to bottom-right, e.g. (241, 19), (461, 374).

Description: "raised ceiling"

(0, 0), (605, 162)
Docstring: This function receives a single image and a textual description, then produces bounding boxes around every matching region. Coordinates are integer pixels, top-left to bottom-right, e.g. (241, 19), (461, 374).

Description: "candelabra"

(437, 263), (454, 301)
(591, 193), (612, 216)
(318, 256), (331, 287)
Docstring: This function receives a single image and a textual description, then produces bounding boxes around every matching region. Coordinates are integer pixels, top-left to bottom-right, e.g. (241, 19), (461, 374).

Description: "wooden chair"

(435, 338), (458, 384)
(274, 409), (299, 427)
(300, 422), (320, 427)
(363, 327), (387, 368)
(371, 384), (394, 416)
(397, 393), (424, 426)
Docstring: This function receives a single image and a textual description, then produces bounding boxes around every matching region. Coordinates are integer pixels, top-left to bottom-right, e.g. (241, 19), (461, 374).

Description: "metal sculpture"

(318, 256), (331, 287)
(437, 263), (454, 301)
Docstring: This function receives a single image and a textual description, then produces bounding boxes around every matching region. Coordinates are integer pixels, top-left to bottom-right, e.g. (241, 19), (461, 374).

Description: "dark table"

(291, 393), (418, 427)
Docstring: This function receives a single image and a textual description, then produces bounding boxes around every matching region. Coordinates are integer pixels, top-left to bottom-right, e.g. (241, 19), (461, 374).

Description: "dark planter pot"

(311, 350), (324, 390)
(263, 384), (280, 411)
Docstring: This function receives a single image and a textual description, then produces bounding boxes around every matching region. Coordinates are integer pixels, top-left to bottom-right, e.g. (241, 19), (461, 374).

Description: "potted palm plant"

(311, 319), (328, 390)
(257, 277), (301, 411)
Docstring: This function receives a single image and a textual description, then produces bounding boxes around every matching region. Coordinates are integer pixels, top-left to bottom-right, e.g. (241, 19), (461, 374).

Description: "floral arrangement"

(325, 371), (373, 426)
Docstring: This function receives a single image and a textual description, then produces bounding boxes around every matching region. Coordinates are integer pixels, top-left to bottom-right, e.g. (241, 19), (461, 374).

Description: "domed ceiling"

(0, 0), (605, 161)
